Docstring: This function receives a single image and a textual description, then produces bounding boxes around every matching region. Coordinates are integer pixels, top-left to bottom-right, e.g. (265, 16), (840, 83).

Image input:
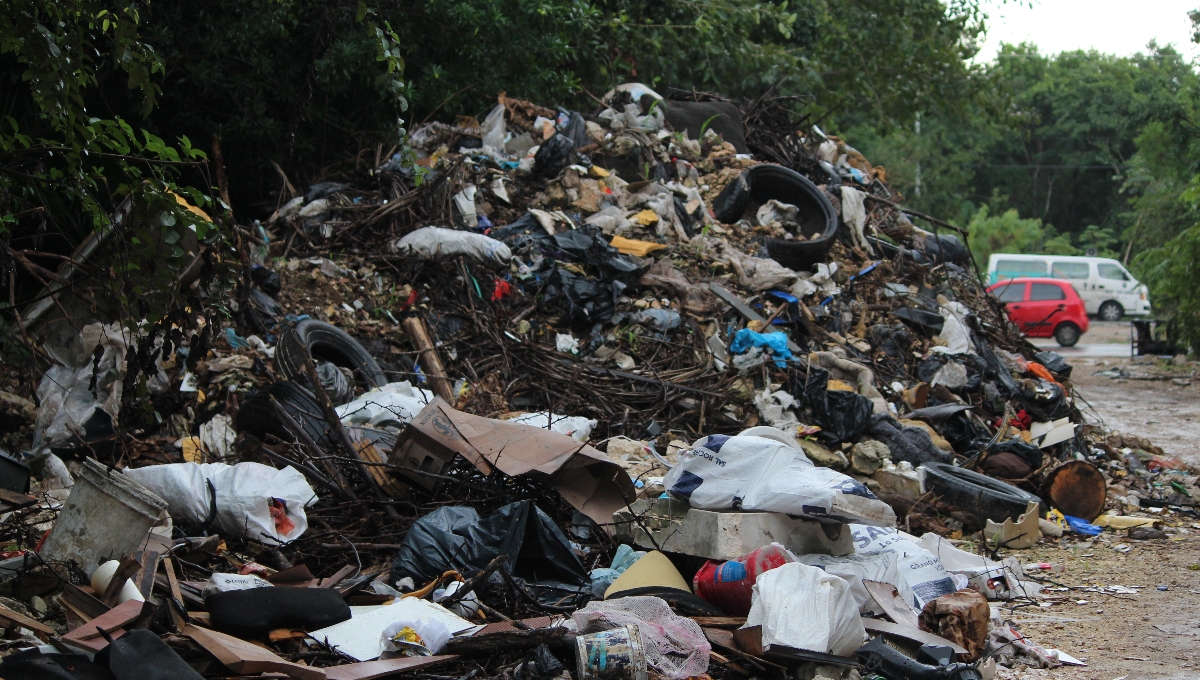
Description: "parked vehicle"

(986, 254), (1151, 321)
(986, 277), (1089, 347)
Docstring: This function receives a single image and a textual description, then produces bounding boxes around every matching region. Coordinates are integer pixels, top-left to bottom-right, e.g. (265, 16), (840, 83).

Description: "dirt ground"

(992, 323), (1200, 680)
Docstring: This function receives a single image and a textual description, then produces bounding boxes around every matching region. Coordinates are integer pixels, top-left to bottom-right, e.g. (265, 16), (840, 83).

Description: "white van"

(986, 254), (1151, 321)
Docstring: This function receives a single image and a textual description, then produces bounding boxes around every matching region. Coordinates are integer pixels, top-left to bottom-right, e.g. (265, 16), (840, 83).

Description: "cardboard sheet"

(398, 399), (635, 525)
(184, 624), (325, 680)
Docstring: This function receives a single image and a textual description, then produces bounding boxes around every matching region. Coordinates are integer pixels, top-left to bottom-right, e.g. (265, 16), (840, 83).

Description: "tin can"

(575, 624), (648, 680)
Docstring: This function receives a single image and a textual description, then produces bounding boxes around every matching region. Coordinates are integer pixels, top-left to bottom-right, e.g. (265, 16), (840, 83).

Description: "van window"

(1030, 283), (1067, 301)
(1051, 261), (1089, 279)
(995, 259), (1047, 278)
(1098, 263), (1129, 281)
(993, 282), (1026, 302)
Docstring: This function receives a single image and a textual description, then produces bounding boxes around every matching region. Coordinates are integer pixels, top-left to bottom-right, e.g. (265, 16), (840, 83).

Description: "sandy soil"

(989, 331), (1199, 679)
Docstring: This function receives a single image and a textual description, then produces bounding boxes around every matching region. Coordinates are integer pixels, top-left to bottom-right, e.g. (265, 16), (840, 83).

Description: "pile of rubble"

(0, 83), (1194, 680)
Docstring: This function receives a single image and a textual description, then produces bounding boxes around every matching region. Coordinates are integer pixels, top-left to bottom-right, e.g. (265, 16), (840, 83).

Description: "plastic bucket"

(693, 543), (795, 615)
(576, 624), (648, 680)
(41, 458), (167, 576)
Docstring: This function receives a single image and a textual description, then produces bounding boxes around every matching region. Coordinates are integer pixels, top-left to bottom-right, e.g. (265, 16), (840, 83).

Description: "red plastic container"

(692, 543), (795, 615)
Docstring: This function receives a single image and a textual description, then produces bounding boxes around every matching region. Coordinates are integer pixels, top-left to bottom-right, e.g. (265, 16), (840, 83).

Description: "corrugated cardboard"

(393, 399), (635, 526)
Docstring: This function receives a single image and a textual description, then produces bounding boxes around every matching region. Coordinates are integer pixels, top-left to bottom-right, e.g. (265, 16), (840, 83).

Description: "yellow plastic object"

(1093, 515), (1160, 530)
(609, 235), (666, 257)
(632, 209), (660, 226)
(826, 379), (855, 392)
(604, 550), (691, 599)
(1046, 509), (1068, 532)
(589, 166), (611, 178)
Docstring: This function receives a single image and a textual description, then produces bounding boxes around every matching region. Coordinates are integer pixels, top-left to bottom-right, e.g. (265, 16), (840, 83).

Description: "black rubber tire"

(1054, 322), (1081, 348)
(922, 462), (1044, 523)
(236, 381), (334, 448)
(1098, 301), (1124, 322)
(711, 164), (839, 271)
(276, 320), (387, 388)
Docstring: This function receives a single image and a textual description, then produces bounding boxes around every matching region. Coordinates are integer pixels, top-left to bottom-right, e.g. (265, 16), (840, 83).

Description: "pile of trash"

(0, 83), (1194, 680)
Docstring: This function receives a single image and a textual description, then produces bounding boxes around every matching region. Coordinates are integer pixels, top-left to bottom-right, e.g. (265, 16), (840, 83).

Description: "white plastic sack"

(338, 381), (436, 429)
(203, 573), (274, 597)
(506, 412), (596, 442)
(123, 462), (317, 543)
(744, 562), (865, 656)
(797, 551), (911, 616)
(756, 200), (799, 227)
(848, 524), (956, 610)
(839, 186), (873, 255)
(389, 226), (511, 265)
(664, 435), (896, 526)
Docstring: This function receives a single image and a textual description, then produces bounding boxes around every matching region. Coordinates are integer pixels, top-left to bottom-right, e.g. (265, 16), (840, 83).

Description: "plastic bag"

(33, 322), (130, 455)
(796, 551), (910, 616)
(507, 412), (596, 442)
(744, 562), (865, 656)
(389, 226), (511, 265)
(589, 544), (646, 597)
(337, 381), (436, 429)
(381, 619), (452, 655)
(481, 104), (507, 155)
(663, 434), (895, 526)
(729, 330), (791, 368)
(391, 500), (589, 605)
(848, 524), (957, 610)
(797, 366), (874, 444)
(203, 573), (274, 597)
(123, 462), (317, 543)
(534, 134), (579, 177)
(199, 414), (236, 460)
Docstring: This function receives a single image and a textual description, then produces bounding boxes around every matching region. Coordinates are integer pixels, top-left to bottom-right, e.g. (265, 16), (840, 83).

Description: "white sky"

(973, 0), (1200, 63)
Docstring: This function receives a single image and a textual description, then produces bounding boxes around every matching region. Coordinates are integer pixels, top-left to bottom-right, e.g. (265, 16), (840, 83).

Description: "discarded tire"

(236, 380), (334, 448)
(276, 320), (387, 388)
(922, 462), (1044, 523)
(711, 164), (839, 271)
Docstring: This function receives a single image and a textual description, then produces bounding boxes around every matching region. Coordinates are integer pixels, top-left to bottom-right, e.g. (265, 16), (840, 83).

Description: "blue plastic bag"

(1064, 515), (1101, 536)
(729, 329), (791, 367)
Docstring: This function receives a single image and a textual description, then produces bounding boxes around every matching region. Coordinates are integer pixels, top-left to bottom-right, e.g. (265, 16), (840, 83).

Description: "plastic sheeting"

(663, 435), (895, 526)
(744, 562), (865, 656)
(337, 381), (436, 429)
(390, 500), (589, 605)
(729, 329), (791, 367)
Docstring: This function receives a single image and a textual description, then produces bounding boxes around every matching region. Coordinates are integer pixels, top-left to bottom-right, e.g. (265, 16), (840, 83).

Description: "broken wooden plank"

(184, 623), (326, 680)
(323, 655), (458, 680)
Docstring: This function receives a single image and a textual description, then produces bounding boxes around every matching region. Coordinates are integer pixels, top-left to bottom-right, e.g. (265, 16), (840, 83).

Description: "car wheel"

(1054, 323), (1081, 348)
(1098, 301), (1124, 322)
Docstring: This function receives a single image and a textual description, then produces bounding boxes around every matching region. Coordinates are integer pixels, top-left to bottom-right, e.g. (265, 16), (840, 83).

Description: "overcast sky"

(973, 0), (1200, 63)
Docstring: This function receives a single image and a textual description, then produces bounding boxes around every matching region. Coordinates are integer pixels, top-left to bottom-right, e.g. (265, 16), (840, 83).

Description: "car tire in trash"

(236, 381), (334, 448)
(276, 319), (387, 388)
(921, 462), (1044, 523)
(711, 164), (839, 272)
(1053, 322), (1081, 348)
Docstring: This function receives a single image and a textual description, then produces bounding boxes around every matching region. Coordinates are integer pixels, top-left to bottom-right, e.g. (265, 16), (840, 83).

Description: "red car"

(987, 277), (1089, 347)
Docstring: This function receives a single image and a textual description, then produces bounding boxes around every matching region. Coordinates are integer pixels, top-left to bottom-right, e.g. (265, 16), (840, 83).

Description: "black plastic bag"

(971, 438), (1043, 471)
(796, 366), (873, 444)
(250, 264), (281, 297)
(1018, 379), (1071, 422)
(492, 212), (554, 251)
(516, 644), (566, 680)
(916, 233), (970, 265)
(0, 648), (112, 680)
(391, 500), (588, 603)
(543, 268), (624, 323)
(534, 134), (579, 177)
(550, 227), (643, 285)
(97, 630), (205, 680)
(1034, 350), (1073, 378)
(556, 107), (591, 149)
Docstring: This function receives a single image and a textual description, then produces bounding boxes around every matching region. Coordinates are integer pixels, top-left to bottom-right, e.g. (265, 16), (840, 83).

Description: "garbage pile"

(0, 83), (1195, 680)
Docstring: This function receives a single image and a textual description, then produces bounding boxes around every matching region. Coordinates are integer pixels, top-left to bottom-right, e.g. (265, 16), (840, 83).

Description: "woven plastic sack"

(572, 596), (709, 679)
